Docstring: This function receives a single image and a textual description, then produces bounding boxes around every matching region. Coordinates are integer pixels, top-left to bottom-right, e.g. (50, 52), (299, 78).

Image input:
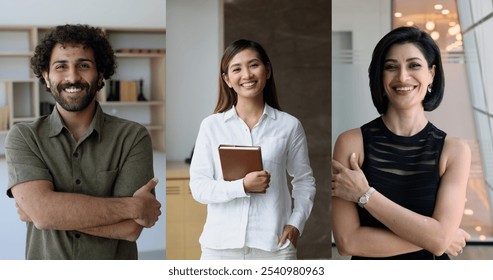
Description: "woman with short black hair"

(331, 26), (471, 260)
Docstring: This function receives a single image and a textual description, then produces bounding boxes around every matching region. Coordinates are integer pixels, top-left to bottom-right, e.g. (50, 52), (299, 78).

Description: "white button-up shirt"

(190, 104), (316, 251)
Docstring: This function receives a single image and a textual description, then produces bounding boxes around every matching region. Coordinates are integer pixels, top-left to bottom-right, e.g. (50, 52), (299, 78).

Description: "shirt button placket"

(72, 149), (82, 255)
(72, 149), (82, 191)
(243, 124), (253, 146)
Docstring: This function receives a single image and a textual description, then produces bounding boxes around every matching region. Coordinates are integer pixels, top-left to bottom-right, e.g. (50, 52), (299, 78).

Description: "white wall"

(0, 0), (166, 28)
(165, 0), (222, 161)
(332, 0), (391, 65)
(0, 0), (166, 260)
(332, 0), (391, 147)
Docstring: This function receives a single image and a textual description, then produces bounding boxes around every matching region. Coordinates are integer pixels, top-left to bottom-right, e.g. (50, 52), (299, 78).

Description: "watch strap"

(358, 187), (376, 208)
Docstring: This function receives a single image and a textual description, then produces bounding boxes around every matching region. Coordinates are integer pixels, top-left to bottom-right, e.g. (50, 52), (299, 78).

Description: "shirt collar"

(223, 103), (277, 122)
(48, 102), (104, 142)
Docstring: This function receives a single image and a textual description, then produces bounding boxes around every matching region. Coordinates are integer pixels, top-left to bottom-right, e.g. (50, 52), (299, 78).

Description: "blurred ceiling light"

(464, 208), (474, 215)
(475, 226), (482, 232)
(434, 4), (443, 10)
(448, 24), (461, 35)
(442, 9), (450, 15)
(456, 33), (462, 41)
(406, 21), (414, 26)
(449, 21), (457, 26)
(395, 12), (402, 17)
(480, 235), (486, 241)
(446, 40), (463, 51)
(425, 21), (435, 30)
(431, 31), (440, 40)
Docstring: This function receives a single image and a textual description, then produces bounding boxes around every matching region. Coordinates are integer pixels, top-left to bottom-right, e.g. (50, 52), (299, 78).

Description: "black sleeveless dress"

(352, 117), (449, 260)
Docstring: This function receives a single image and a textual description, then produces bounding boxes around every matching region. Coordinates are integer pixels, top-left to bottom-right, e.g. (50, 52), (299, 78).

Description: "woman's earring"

(427, 84), (432, 94)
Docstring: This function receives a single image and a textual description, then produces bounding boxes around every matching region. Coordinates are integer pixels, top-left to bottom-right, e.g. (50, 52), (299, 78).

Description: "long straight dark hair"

(214, 39), (281, 113)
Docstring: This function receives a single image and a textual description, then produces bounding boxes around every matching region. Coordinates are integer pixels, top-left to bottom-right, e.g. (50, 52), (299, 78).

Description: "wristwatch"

(358, 187), (376, 208)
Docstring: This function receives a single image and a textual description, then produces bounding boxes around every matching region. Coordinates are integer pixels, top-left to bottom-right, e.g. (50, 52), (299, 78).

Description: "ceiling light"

(475, 226), (482, 232)
(394, 12), (402, 18)
(446, 40), (463, 51)
(456, 33), (462, 41)
(464, 208), (474, 215)
(442, 9), (450, 15)
(434, 4), (443, 10)
(431, 31), (440, 40)
(425, 21), (435, 31)
(406, 21), (414, 26)
(448, 24), (461, 35)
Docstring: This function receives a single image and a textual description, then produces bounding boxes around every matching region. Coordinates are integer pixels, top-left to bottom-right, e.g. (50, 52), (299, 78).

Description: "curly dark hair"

(31, 24), (116, 91)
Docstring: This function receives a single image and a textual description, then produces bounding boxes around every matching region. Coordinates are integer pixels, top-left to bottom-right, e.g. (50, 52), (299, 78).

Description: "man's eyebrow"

(51, 58), (94, 65)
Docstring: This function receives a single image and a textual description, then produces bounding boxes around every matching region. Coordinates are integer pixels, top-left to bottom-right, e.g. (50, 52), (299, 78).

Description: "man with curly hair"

(4, 24), (162, 260)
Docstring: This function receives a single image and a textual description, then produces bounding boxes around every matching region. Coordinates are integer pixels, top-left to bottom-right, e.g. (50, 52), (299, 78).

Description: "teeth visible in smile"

(242, 82), (255, 87)
(395, 86), (414, 91)
(65, 87), (82, 93)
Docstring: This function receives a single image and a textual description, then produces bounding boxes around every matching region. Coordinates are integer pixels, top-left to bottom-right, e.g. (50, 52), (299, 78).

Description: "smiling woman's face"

(222, 48), (271, 103)
(382, 42), (435, 111)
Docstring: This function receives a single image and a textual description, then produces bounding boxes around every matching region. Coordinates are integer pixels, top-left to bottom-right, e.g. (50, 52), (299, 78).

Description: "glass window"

(471, 0), (493, 24)
(475, 18), (493, 113)
(463, 31), (487, 110)
(464, 112), (493, 241)
(475, 111), (493, 189)
(459, 0), (493, 243)
(457, 0), (473, 30)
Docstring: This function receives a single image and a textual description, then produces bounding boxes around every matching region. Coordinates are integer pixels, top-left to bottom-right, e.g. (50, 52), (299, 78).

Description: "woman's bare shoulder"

(336, 128), (362, 143)
(440, 136), (471, 174)
(443, 136), (471, 157)
(334, 128), (364, 164)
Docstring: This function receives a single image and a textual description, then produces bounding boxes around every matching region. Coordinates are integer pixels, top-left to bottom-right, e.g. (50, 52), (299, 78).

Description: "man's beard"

(49, 81), (98, 112)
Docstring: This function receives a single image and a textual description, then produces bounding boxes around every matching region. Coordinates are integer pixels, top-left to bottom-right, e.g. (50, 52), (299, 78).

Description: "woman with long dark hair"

(190, 39), (316, 260)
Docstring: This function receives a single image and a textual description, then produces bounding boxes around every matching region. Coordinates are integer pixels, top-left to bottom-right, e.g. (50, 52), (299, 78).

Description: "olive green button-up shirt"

(5, 102), (154, 259)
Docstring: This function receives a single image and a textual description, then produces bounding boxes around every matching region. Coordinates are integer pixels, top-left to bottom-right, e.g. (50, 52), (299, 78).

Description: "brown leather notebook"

(218, 145), (263, 181)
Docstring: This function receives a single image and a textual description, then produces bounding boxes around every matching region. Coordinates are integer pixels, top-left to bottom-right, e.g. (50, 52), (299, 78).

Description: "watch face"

(359, 196), (367, 204)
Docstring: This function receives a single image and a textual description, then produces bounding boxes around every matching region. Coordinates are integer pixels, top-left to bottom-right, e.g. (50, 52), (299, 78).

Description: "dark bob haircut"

(31, 24), (116, 92)
(368, 26), (444, 114)
(214, 39), (281, 113)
